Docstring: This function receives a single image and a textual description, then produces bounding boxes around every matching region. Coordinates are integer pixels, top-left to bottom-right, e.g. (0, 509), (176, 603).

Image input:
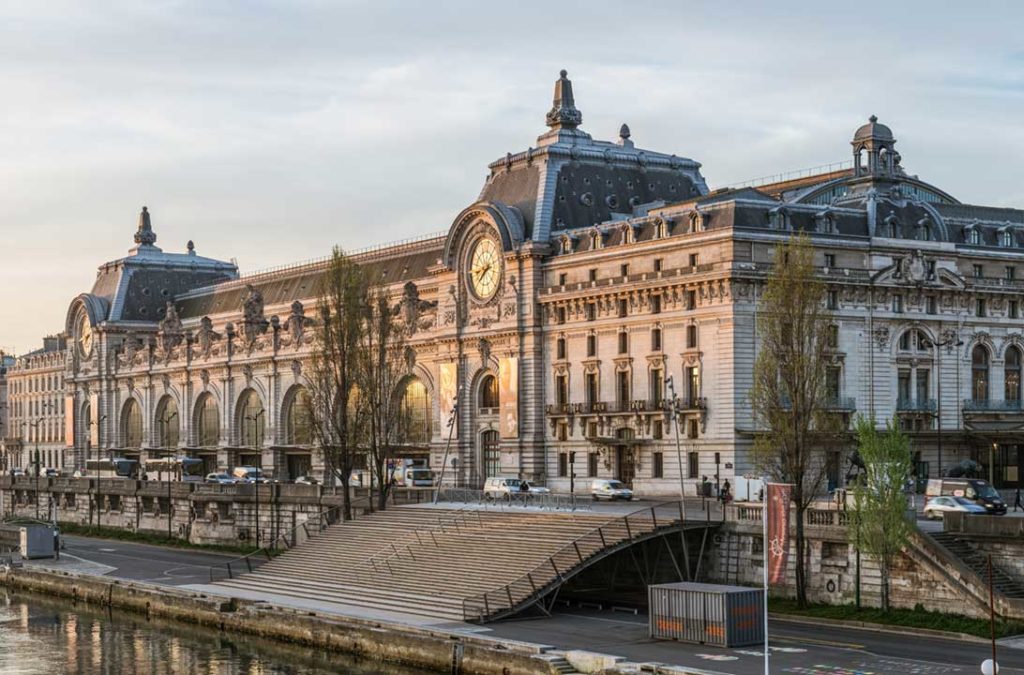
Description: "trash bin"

(649, 582), (764, 647)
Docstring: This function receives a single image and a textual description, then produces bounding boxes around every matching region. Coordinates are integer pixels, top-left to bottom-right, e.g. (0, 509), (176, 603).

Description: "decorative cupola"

(851, 115), (899, 178)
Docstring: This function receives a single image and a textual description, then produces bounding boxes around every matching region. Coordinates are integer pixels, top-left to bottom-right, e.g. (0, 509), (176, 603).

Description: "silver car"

(923, 495), (987, 519)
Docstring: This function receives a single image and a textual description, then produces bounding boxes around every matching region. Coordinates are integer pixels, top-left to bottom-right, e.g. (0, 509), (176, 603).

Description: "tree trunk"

(795, 503), (808, 608)
(880, 557), (890, 612)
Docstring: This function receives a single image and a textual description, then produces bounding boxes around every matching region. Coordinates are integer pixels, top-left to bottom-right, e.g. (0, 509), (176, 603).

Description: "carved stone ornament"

(899, 250), (928, 284)
(478, 338), (491, 366)
(873, 325), (890, 351)
(242, 364), (254, 385)
(199, 369), (210, 388)
(404, 346), (417, 373)
(196, 316), (222, 359)
(283, 300), (312, 349)
(119, 332), (145, 366)
(291, 360), (302, 378)
(158, 302), (185, 360)
(242, 284), (269, 346)
(161, 374), (171, 391)
(397, 281), (438, 334)
(125, 377), (135, 394)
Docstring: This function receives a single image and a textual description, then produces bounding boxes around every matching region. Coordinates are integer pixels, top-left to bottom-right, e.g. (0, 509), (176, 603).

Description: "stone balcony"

(962, 399), (1024, 414)
(896, 397), (938, 413)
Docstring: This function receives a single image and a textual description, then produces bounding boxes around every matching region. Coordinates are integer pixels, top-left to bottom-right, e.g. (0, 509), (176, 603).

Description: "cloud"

(0, 1), (1023, 351)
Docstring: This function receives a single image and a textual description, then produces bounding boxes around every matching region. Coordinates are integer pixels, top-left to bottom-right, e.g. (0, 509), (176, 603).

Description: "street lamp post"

(244, 409), (265, 548)
(159, 411), (178, 539)
(26, 406), (50, 521)
(934, 336), (964, 480)
(665, 375), (686, 499)
(88, 414), (107, 530)
(434, 389), (461, 505)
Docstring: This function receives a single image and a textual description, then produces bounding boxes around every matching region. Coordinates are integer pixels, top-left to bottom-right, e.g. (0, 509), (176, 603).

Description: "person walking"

(1014, 486), (1022, 513)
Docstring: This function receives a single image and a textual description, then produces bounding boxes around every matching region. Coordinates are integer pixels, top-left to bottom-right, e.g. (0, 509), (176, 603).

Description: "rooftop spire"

(134, 205), (157, 246)
(545, 69), (582, 130)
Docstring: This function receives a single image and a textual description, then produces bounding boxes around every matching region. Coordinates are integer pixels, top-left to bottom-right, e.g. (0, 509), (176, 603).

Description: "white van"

(483, 476), (551, 498)
(403, 467), (436, 487)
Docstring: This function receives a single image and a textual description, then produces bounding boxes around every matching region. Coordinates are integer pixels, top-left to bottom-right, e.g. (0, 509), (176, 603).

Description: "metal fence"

(435, 488), (590, 512)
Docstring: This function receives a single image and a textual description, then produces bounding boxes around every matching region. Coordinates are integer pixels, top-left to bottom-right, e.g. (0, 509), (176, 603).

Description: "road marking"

(775, 634), (863, 649)
(98, 548), (117, 552)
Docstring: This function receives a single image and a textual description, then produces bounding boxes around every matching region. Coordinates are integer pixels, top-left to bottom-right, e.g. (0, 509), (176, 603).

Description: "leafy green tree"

(750, 233), (840, 608)
(849, 416), (913, 612)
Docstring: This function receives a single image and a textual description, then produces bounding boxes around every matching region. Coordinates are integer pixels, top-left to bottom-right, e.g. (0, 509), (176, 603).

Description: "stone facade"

(43, 71), (1024, 495)
(3, 336), (68, 472)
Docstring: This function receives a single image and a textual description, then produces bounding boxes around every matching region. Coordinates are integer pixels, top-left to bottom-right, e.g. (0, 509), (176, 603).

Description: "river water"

(0, 589), (436, 674)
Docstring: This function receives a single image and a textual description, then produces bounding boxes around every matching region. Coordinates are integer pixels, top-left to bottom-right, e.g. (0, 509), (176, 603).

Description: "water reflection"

(0, 589), (436, 674)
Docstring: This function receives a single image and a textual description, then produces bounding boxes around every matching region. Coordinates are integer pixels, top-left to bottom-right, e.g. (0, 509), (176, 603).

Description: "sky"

(1, 1), (1023, 354)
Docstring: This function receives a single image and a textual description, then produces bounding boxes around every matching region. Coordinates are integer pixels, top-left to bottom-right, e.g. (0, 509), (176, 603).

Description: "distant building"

(4, 335), (68, 472)
(56, 71), (1024, 493)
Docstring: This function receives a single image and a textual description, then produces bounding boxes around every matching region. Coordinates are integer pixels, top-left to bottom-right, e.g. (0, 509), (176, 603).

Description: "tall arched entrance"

(615, 427), (636, 487)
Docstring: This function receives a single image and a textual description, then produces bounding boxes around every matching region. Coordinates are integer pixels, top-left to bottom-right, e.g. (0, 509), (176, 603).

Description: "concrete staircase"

(928, 532), (1024, 599)
(211, 506), (616, 621)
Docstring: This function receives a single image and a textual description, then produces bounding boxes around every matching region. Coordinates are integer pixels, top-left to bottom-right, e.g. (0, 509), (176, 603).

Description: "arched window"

(196, 394), (219, 447)
(972, 345), (990, 402)
(479, 374), (499, 410)
(399, 378), (431, 444)
(285, 386), (313, 445)
(968, 228), (982, 245)
(1002, 230), (1014, 248)
(155, 396), (180, 448)
(238, 389), (265, 448)
(1007, 347), (1022, 404)
(122, 399), (142, 448)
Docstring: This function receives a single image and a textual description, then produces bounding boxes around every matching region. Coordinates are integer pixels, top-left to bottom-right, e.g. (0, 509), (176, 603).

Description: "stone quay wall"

(707, 503), (1024, 620)
(0, 476), (433, 547)
(0, 567), (564, 675)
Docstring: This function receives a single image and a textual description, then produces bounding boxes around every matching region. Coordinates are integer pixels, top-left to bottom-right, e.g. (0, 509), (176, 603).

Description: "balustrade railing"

(896, 397), (937, 412)
(963, 398), (1024, 412)
(462, 500), (686, 622)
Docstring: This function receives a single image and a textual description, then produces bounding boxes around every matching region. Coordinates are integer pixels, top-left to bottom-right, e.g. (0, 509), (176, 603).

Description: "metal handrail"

(365, 507), (484, 574)
(461, 500), (686, 622)
(436, 487), (590, 512)
(208, 504), (344, 582)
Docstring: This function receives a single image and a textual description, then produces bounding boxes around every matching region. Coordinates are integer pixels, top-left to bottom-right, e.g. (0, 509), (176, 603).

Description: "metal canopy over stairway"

(207, 502), (715, 623)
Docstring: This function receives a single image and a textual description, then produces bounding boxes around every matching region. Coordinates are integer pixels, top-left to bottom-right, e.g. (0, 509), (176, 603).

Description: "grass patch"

(54, 521), (265, 557)
(770, 598), (1024, 638)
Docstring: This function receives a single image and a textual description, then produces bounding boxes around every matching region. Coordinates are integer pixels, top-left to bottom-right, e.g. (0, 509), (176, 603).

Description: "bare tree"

(849, 416), (913, 612)
(750, 233), (839, 607)
(356, 284), (410, 511)
(306, 247), (367, 521)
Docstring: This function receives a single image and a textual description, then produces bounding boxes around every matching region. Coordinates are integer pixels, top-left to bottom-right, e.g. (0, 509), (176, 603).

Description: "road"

(55, 535), (265, 586)
(486, 607), (1024, 674)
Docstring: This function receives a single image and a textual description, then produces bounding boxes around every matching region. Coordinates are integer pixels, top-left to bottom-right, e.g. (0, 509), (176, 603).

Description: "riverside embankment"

(0, 566), (570, 675)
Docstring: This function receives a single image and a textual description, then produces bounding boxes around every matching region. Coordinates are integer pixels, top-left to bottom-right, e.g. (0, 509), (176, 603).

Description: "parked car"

(294, 475), (318, 485)
(925, 478), (1006, 515)
(43, 468), (59, 478)
(9, 468), (25, 477)
(923, 495), (988, 519)
(231, 466), (269, 483)
(205, 472), (237, 485)
(591, 479), (634, 501)
(483, 476), (546, 498)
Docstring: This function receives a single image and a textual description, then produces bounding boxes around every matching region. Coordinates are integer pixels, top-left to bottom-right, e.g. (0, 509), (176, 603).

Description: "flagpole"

(763, 479), (770, 675)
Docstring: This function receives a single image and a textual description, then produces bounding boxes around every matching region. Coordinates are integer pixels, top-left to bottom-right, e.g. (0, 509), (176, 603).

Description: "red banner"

(766, 483), (792, 585)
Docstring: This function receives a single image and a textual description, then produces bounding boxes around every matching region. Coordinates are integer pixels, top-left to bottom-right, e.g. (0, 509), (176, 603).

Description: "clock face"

(469, 237), (501, 300)
(77, 314), (93, 357)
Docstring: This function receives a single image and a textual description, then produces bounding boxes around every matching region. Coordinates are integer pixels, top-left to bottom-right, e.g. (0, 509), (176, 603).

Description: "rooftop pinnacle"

(545, 69), (582, 130)
(134, 205), (157, 246)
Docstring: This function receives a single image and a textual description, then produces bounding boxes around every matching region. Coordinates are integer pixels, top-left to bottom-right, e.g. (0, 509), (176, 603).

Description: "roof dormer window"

(1001, 229), (1014, 248)
(967, 227), (981, 245)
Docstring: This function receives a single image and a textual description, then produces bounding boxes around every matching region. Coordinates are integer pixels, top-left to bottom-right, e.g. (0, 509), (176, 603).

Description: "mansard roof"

(173, 234), (444, 321)
(474, 70), (709, 243)
(83, 207), (238, 324)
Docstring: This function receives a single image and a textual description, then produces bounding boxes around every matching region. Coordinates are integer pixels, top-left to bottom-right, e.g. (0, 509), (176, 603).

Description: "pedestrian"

(1015, 487), (1023, 513)
(721, 479), (731, 503)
